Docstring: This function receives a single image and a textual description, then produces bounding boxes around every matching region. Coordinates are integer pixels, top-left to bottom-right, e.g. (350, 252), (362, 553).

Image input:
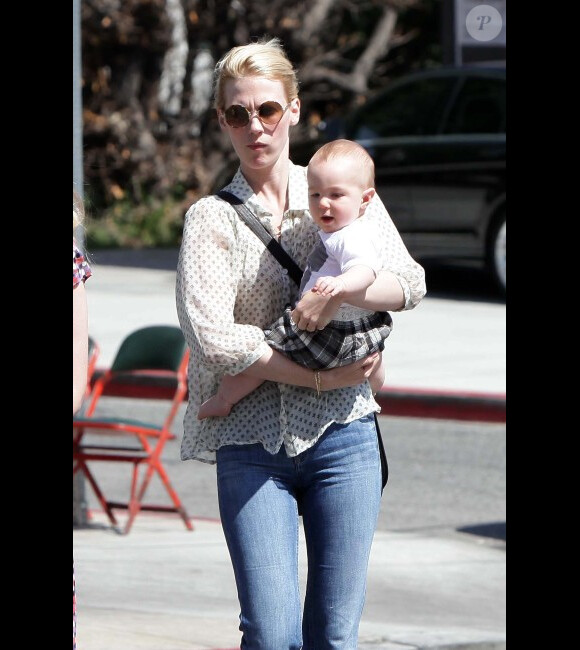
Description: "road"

(78, 403), (506, 542)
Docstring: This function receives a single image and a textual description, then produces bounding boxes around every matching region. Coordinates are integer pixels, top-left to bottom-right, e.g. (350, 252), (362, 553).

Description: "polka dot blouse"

(175, 162), (426, 464)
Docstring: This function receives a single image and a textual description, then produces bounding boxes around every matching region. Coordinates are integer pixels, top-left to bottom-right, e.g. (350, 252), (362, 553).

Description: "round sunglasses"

(223, 101), (291, 128)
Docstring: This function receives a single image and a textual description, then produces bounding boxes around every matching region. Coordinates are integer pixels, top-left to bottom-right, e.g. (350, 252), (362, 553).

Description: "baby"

(198, 139), (392, 419)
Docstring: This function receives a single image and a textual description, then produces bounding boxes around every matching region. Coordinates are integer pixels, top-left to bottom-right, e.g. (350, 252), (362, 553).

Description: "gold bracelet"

(314, 370), (321, 398)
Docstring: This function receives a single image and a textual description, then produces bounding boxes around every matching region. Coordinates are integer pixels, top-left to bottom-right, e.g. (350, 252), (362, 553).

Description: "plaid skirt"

(264, 307), (393, 370)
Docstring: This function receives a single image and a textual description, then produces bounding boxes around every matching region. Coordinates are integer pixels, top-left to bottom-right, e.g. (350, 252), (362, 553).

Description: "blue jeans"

(216, 414), (382, 649)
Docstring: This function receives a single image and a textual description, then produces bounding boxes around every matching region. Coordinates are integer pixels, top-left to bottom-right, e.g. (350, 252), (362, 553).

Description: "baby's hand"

(313, 276), (346, 297)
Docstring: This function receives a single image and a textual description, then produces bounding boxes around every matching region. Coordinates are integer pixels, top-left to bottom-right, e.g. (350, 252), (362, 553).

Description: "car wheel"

(487, 212), (506, 295)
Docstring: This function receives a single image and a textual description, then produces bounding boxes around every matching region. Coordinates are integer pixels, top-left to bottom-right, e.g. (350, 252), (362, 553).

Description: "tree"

(80, 0), (442, 245)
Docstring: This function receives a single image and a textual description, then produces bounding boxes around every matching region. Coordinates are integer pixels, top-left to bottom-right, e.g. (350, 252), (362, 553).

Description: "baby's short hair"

(309, 139), (375, 188)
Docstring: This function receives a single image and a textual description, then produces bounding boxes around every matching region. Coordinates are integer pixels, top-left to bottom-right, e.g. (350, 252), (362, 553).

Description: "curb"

(91, 370), (506, 424)
(375, 387), (506, 423)
(80, 637), (506, 649)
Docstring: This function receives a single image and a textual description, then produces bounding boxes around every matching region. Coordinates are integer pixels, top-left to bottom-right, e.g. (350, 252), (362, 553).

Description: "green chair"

(73, 325), (192, 534)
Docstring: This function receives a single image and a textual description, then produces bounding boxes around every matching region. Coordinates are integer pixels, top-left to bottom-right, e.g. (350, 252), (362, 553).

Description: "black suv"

(293, 66), (506, 294)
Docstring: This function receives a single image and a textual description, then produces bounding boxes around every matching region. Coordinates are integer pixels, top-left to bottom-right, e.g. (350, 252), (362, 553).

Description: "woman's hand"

(291, 291), (342, 331)
(320, 353), (381, 390)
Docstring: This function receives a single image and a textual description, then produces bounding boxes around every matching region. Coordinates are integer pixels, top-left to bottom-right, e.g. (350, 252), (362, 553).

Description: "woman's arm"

(292, 270), (404, 331)
(176, 199), (274, 374)
(343, 270), (405, 311)
(241, 345), (381, 391)
(73, 282), (89, 414)
(367, 193), (426, 309)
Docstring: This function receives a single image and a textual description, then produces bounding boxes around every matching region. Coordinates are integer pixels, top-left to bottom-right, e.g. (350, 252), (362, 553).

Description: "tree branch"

(294, 0), (336, 45)
(299, 5), (400, 94)
(350, 6), (398, 91)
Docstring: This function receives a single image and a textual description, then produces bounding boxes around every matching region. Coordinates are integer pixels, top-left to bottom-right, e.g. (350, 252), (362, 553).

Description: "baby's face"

(307, 157), (371, 233)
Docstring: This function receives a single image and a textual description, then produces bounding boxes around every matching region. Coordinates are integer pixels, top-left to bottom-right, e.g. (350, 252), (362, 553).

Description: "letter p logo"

(466, 5), (503, 42)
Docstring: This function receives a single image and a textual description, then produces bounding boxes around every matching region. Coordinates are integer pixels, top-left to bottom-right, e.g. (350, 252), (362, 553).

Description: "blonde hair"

(73, 188), (85, 230)
(309, 139), (375, 188)
(213, 37), (299, 111)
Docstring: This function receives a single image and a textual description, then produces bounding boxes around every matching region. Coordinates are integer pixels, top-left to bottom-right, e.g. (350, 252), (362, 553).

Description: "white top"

(300, 217), (381, 322)
(175, 162), (426, 464)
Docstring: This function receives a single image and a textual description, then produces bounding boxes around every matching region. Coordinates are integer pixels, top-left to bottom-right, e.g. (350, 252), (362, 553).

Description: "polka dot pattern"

(175, 162), (426, 463)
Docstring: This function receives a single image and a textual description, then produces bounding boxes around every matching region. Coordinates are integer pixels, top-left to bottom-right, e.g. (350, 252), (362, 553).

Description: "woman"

(73, 188), (92, 649)
(176, 38), (426, 649)
(73, 191), (91, 416)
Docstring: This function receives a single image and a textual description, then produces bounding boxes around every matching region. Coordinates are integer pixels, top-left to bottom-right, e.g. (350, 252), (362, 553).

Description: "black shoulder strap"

(217, 190), (304, 287)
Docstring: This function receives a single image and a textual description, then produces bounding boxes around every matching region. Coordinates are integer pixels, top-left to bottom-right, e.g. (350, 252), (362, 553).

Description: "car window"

(347, 76), (457, 139)
(443, 77), (506, 135)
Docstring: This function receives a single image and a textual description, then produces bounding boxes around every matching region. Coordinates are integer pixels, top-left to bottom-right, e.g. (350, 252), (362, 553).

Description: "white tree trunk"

(158, 0), (188, 116)
(297, 0), (335, 44)
(351, 6), (398, 91)
(189, 49), (215, 135)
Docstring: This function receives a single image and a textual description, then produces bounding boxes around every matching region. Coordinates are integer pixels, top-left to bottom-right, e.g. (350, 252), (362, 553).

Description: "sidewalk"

(74, 512), (506, 650)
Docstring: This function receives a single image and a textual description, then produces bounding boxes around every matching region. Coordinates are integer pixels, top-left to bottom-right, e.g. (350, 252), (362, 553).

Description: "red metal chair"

(73, 325), (192, 534)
